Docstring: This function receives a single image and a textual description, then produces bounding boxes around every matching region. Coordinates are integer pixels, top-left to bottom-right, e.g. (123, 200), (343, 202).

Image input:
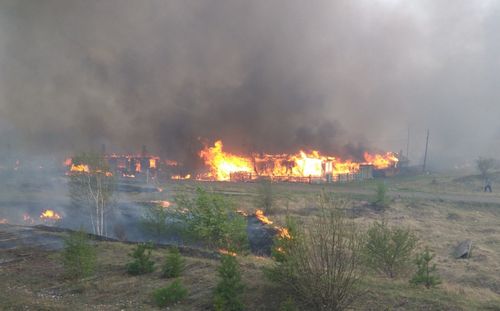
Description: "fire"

(364, 152), (399, 169)
(199, 140), (254, 181)
(199, 140), (398, 181)
(70, 164), (90, 173)
(149, 158), (157, 169)
(171, 174), (191, 180)
(218, 249), (237, 257)
(277, 227), (291, 239)
(40, 209), (62, 221)
(0, 218), (7, 224)
(255, 209), (273, 225)
(135, 161), (141, 172)
(150, 200), (171, 208)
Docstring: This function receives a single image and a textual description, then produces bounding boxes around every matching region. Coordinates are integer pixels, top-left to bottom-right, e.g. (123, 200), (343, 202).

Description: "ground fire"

(40, 209), (62, 221)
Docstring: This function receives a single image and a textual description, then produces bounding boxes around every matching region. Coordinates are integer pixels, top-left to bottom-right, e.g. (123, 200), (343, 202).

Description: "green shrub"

(410, 248), (441, 288)
(373, 182), (390, 208)
(162, 247), (185, 278)
(267, 193), (364, 311)
(141, 203), (170, 241)
(279, 297), (298, 311)
(255, 179), (276, 214)
(363, 220), (418, 278)
(153, 279), (188, 307)
(214, 255), (245, 311)
(126, 243), (155, 275)
(62, 230), (96, 279)
(175, 188), (248, 252)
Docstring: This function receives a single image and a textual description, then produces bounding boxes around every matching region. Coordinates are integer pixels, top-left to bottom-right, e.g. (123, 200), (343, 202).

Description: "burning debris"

(40, 209), (62, 221)
(62, 140), (399, 184)
(199, 140), (399, 182)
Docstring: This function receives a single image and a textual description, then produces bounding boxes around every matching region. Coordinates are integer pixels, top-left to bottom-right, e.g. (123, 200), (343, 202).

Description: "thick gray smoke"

(1, 0), (500, 168)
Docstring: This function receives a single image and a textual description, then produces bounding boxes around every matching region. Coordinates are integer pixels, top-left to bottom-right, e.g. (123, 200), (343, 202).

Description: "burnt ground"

(2, 173), (500, 309)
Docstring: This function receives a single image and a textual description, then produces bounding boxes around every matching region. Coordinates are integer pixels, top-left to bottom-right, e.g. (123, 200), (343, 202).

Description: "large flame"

(199, 140), (398, 181)
(199, 140), (254, 181)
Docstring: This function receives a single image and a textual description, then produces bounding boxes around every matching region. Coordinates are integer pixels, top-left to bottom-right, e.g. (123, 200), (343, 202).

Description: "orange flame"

(218, 249), (237, 257)
(0, 218), (7, 224)
(199, 140), (254, 181)
(171, 174), (191, 180)
(198, 140), (398, 181)
(364, 152), (399, 169)
(70, 164), (90, 173)
(150, 200), (171, 208)
(277, 227), (291, 239)
(255, 209), (273, 225)
(40, 209), (62, 221)
(149, 159), (157, 169)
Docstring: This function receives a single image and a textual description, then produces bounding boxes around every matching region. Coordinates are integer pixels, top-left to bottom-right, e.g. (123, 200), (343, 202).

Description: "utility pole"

(406, 126), (410, 159)
(422, 129), (429, 173)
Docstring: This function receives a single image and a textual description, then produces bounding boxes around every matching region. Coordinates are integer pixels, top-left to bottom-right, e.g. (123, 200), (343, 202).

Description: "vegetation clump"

(255, 179), (276, 214)
(214, 254), (245, 311)
(62, 230), (96, 280)
(175, 188), (248, 252)
(410, 248), (441, 288)
(162, 247), (185, 278)
(141, 203), (170, 241)
(126, 242), (155, 275)
(476, 157), (496, 178)
(373, 182), (390, 208)
(363, 220), (418, 278)
(267, 193), (364, 311)
(153, 279), (188, 307)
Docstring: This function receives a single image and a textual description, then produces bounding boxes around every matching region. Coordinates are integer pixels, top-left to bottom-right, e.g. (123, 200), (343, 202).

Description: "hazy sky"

(1, 0), (499, 167)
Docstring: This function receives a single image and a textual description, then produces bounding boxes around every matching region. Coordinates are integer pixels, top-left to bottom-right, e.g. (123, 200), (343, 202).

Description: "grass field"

(1, 172), (500, 310)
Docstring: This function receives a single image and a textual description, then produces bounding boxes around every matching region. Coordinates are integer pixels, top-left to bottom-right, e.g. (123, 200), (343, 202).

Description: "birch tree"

(68, 152), (115, 236)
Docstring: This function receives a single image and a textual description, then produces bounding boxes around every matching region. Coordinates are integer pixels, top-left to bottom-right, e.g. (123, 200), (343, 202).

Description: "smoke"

(1, 0), (500, 168)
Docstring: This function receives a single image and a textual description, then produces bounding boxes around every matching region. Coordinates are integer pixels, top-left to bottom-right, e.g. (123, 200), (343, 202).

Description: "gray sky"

(1, 0), (499, 167)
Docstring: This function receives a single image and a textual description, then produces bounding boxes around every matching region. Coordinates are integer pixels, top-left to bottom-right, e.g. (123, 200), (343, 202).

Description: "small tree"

(373, 182), (390, 208)
(162, 247), (185, 278)
(410, 248), (441, 288)
(175, 188), (248, 252)
(363, 221), (418, 278)
(126, 243), (155, 275)
(141, 203), (169, 241)
(62, 230), (96, 280)
(255, 179), (275, 214)
(267, 193), (364, 311)
(214, 255), (245, 311)
(68, 152), (115, 236)
(476, 157), (496, 179)
(153, 279), (188, 307)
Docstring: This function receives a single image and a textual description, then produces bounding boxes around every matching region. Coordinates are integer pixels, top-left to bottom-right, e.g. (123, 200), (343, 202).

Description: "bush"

(153, 279), (188, 307)
(141, 203), (169, 242)
(476, 157), (496, 178)
(373, 182), (390, 208)
(410, 248), (441, 288)
(279, 297), (298, 311)
(62, 230), (96, 279)
(267, 193), (364, 311)
(255, 179), (275, 214)
(363, 220), (418, 278)
(175, 188), (248, 252)
(162, 247), (185, 278)
(126, 243), (155, 275)
(214, 255), (245, 311)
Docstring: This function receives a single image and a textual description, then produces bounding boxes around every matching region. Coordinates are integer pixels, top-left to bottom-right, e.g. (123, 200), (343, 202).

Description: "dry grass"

(2, 173), (500, 309)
